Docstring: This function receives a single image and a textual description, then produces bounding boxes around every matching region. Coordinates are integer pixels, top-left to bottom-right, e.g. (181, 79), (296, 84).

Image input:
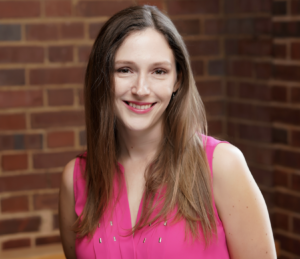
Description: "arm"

(59, 158), (77, 259)
(212, 143), (277, 259)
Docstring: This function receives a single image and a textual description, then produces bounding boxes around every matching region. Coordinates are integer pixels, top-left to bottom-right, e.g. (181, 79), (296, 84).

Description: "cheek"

(151, 80), (174, 100)
(114, 77), (130, 98)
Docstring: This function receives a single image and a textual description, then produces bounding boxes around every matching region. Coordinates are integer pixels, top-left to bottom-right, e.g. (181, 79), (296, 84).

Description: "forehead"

(114, 28), (175, 65)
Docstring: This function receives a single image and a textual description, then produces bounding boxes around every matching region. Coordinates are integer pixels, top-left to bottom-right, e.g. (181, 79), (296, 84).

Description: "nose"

(132, 72), (150, 96)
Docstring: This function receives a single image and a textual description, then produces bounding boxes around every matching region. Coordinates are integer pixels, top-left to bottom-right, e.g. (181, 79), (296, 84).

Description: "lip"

(123, 100), (154, 105)
(123, 100), (156, 114)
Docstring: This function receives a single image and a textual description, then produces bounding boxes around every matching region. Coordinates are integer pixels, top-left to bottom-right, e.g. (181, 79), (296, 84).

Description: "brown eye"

(117, 68), (130, 73)
(154, 69), (166, 75)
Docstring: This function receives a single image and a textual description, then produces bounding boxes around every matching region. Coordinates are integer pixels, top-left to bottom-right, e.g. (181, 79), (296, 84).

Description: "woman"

(59, 5), (276, 259)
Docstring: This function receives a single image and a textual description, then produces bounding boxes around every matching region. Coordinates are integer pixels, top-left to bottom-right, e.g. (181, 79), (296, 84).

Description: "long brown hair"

(72, 5), (217, 247)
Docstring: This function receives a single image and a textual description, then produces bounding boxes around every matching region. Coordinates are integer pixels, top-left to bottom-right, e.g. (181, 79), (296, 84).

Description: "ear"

(173, 72), (182, 92)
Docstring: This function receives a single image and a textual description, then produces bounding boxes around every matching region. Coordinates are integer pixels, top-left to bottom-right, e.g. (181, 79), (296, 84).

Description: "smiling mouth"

(124, 101), (157, 110)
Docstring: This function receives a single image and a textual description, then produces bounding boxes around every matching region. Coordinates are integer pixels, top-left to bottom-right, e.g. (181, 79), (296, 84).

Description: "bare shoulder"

(59, 158), (77, 259)
(61, 158), (77, 192)
(211, 143), (277, 258)
(212, 143), (248, 188)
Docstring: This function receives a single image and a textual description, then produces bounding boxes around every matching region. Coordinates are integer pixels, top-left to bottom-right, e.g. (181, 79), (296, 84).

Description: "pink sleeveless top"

(73, 134), (231, 258)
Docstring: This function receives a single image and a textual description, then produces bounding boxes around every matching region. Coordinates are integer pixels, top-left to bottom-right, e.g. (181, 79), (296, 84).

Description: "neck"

(116, 120), (163, 165)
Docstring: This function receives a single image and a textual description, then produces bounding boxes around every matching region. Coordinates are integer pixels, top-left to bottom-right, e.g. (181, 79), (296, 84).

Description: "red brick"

(272, 128), (288, 144)
(78, 45), (92, 63)
(2, 134), (43, 150)
(291, 0), (300, 15)
(273, 44), (287, 59)
(275, 232), (300, 255)
(241, 0), (271, 13)
(137, 0), (164, 10)
(48, 46), (73, 62)
(273, 21), (300, 38)
(291, 173), (300, 191)
(225, 18), (240, 34)
(33, 193), (59, 210)
(0, 216), (41, 235)
(227, 121), (239, 138)
(255, 18), (272, 35)
(186, 40), (219, 56)
(30, 67), (85, 85)
(239, 82), (270, 101)
(204, 19), (224, 35)
(26, 24), (60, 41)
(191, 60), (204, 76)
(291, 87), (300, 103)
(2, 153), (28, 171)
(255, 62), (272, 79)
(167, 0), (219, 15)
(0, 90), (43, 108)
(291, 42), (300, 60)
(207, 120), (223, 136)
(24, 134), (43, 149)
(271, 212), (289, 231)
(275, 149), (300, 170)
(226, 81), (238, 97)
(208, 60), (225, 76)
(45, 0), (72, 17)
(172, 19), (200, 36)
(0, 135), (14, 151)
(291, 130), (300, 147)
(36, 235), (61, 246)
(238, 142), (273, 166)
(228, 102), (270, 122)
(2, 238), (31, 250)
(1, 195), (29, 213)
(203, 100), (224, 117)
(271, 106), (300, 125)
(76, 1), (133, 16)
(31, 111), (84, 129)
(0, 113), (25, 132)
(227, 60), (254, 78)
(239, 124), (272, 143)
(47, 131), (74, 148)
(0, 69), (25, 86)
(33, 151), (80, 169)
(0, 1), (40, 18)
(48, 89), (74, 106)
(225, 39), (238, 55)
(0, 46), (44, 63)
(273, 1), (287, 15)
(0, 172), (61, 192)
(61, 22), (84, 39)
(270, 85), (287, 102)
(238, 39), (272, 57)
(89, 22), (104, 39)
(78, 89), (84, 105)
(196, 80), (222, 97)
(53, 214), (59, 229)
(293, 217), (300, 234)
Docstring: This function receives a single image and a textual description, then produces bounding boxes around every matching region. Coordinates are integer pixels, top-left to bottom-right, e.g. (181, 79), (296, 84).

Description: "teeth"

(128, 102), (152, 110)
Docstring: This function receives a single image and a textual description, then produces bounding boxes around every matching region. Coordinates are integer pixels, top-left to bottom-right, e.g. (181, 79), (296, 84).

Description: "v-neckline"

(117, 162), (144, 231)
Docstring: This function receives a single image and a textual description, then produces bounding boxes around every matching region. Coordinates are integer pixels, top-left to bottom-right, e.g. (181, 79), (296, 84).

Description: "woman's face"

(114, 27), (179, 133)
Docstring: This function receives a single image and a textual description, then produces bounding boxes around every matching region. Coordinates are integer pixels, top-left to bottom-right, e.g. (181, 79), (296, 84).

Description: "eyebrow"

(114, 60), (172, 67)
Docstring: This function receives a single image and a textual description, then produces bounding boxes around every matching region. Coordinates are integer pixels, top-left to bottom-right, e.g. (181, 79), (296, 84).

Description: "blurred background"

(0, 0), (298, 258)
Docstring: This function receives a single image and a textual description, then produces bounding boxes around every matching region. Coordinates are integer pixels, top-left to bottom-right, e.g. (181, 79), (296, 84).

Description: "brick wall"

(271, 1), (300, 258)
(222, 0), (300, 258)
